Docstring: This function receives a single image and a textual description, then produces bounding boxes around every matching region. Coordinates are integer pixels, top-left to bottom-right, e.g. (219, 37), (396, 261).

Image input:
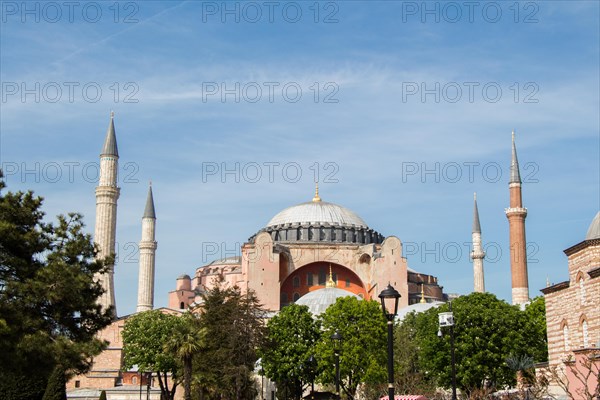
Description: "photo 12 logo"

(401, 161), (539, 184)
(201, 161), (339, 184)
(400, 1), (540, 23)
(201, 81), (339, 104)
(1, 82), (140, 104)
(200, 1), (339, 23)
(1, 1), (139, 23)
(1, 161), (140, 185)
(401, 82), (539, 104)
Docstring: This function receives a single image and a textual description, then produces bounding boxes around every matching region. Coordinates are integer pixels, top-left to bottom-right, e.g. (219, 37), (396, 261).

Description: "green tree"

(122, 310), (183, 400)
(0, 175), (113, 399)
(194, 282), (266, 400)
(523, 296), (548, 363)
(164, 312), (205, 400)
(316, 297), (387, 399)
(260, 304), (322, 399)
(392, 311), (436, 397)
(416, 293), (546, 398)
(42, 364), (67, 400)
(98, 391), (107, 400)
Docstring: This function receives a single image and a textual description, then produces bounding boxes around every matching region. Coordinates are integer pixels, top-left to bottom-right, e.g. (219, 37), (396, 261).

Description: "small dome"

(585, 211), (600, 240)
(266, 201), (368, 228)
(207, 256), (241, 266)
(177, 274), (191, 280)
(295, 288), (361, 315)
(396, 301), (445, 321)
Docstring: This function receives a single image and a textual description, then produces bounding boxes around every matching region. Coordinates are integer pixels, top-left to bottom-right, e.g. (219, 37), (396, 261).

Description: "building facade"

(169, 187), (446, 312)
(541, 212), (600, 398)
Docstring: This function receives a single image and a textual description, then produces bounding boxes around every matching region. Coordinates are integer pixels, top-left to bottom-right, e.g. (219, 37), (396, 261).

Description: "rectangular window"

(293, 276), (300, 288)
(318, 268), (326, 285)
(307, 273), (313, 286)
(346, 279), (351, 288)
(75, 381), (80, 388)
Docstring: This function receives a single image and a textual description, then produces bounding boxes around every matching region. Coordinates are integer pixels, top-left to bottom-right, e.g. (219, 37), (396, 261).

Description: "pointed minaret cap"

(510, 130), (521, 184)
(101, 111), (119, 157)
(143, 182), (156, 219)
(312, 182), (321, 202)
(473, 192), (481, 233)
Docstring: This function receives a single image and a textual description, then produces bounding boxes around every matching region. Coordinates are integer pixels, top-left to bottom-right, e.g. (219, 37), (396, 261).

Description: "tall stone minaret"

(94, 112), (120, 314)
(505, 131), (529, 305)
(136, 184), (157, 313)
(471, 193), (485, 293)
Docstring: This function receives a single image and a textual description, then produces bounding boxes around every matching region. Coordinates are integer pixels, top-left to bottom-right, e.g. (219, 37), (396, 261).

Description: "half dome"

(266, 201), (368, 229)
(295, 288), (361, 315)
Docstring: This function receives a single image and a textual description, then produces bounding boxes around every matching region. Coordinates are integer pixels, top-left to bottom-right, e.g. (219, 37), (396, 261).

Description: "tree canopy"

(0, 175), (113, 399)
(194, 282), (267, 400)
(316, 296), (387, 399)
(260, 303), (322, 399)
(122, 310), (183, 400)
(410, 292), (548, 398)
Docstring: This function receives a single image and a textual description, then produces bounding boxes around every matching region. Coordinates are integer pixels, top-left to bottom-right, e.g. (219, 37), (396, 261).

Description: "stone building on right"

(541, 211), (600, 398)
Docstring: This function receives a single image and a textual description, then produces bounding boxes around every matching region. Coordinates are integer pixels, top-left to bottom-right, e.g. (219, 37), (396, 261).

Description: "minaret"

(136, 183), (157, 313)
(94, 112), (120, 314)
(505, 131), (529, 305)
(471, 193), (485, 293)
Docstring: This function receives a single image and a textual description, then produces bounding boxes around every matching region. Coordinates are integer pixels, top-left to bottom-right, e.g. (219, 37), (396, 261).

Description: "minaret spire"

(137, 183), (158, 313)
(505, 131), (529, 305)
(326, 264), (336, 288)
(94, 112), (121, 315)
(471, 192), (485, 293)
(312, 182), (321, 202)
(420, 283), (426, 303)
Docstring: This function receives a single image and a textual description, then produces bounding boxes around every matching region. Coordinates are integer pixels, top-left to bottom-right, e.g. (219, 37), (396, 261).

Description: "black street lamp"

(331, 330), (342, 399)
(437, 301), (457, 400)
(379, 284), (401, 400)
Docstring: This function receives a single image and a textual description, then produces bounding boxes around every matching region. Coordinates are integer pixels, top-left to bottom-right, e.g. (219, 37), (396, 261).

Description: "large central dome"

(266, 201), (368, 228)
(249, 186), (384, 245)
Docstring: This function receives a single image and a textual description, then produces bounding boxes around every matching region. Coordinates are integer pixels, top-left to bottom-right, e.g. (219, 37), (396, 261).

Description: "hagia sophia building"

(67, 113), (548, 398)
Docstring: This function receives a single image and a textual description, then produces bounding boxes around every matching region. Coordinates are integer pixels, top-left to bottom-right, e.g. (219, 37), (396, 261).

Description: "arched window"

(563, 324), (570, 352)
(180, 302), (184, 309)
(582, 319), (589, 347)
(132, 377), (137, 385)
(280, 292), (288, 304)
(293, 292), (300, 302)
(293, 276), (300, 288)
(579, 277), (586, 304)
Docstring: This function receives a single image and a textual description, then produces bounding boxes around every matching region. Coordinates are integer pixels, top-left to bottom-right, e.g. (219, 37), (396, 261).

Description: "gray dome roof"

(295, 288), (360, 315)
(586, 211), (600, 240)
(396, 301), (445, 321)
(266, 201), (368, 228)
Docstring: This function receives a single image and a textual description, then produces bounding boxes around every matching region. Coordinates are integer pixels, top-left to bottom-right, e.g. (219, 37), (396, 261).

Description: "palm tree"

(164, 313), (205, 400)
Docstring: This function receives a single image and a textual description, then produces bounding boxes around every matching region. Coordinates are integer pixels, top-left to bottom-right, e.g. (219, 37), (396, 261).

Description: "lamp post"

(331, 330), (342, 399)
(306, 355), (316, 400)
(379, 284), (401, 400)
(437, 301), (457, 400)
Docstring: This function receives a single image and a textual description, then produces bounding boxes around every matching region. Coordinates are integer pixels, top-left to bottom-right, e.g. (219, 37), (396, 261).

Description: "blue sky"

(1, 0), (599, 316)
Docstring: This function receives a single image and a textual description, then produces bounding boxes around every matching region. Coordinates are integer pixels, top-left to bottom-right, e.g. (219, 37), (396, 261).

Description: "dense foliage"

(260, 304), (322, 399)
(193, 282), (267, 399)
(316, 297), (387, 399)
(0, 175), (113, 399)
(122, 310), (183, 400)
(398, 292), (548, 398)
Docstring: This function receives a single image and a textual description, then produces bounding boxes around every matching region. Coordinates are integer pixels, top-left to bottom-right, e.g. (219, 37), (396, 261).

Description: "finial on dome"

(546, 276), (550, 288)
(420, 283), (426, 303)
(326, 264), (336, 288)
(312, 182), (321, 202)
(110, 110), (115, 119)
